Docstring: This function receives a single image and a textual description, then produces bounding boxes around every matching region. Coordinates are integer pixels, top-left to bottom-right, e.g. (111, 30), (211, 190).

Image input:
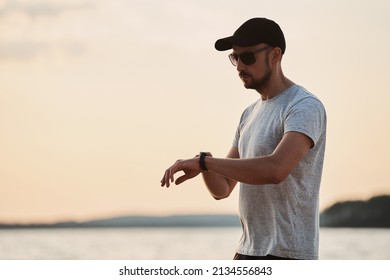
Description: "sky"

(1, 0), (390, 223)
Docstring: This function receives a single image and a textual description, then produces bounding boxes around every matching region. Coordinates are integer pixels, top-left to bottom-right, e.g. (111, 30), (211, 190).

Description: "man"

(161, 18), (326, 260)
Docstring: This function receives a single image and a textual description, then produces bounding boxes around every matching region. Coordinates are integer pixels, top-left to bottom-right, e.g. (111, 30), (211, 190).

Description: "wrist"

(199, 152), (212, 172)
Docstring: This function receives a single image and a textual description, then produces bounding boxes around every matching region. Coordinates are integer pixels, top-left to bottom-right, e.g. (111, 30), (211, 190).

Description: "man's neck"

(258, 75), (295, 101)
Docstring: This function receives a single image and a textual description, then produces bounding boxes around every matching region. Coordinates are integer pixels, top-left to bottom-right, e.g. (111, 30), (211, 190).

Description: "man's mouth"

(239, 72), (251, 81)
(239, 71), (251, 79)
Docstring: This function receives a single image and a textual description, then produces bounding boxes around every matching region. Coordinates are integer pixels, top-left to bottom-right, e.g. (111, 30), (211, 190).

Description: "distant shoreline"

(0, 214), (241, 229)
(2, 195), (389, 229)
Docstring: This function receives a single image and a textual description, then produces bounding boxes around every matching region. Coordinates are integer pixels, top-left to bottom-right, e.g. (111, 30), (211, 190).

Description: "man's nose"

(236, 58), (245, 72)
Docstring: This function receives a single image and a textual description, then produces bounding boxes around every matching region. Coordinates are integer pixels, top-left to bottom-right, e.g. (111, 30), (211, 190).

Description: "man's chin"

(243, 81), (254, 89)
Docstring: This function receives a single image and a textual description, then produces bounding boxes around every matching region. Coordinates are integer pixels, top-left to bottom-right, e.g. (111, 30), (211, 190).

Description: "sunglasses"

(228, 46), (272, 66)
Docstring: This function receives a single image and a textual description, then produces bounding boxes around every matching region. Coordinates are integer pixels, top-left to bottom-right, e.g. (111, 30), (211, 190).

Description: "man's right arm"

(201, 147), (239, 200)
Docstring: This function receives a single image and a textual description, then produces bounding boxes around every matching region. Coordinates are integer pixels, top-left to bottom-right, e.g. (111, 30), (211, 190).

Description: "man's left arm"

(203, 131), (312, 185)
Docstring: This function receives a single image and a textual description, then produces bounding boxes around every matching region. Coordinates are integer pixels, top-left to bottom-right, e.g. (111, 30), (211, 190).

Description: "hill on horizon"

(1, 195), (389, 229)
(320, 195), (390, 227)
(0, 214), (241, 229)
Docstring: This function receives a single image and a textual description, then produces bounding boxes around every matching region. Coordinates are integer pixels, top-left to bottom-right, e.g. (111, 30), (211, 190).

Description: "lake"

(0, 227), (389, 260)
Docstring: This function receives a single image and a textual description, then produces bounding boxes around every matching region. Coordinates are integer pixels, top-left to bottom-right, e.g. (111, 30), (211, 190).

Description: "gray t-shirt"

(232, 85), (326, 260)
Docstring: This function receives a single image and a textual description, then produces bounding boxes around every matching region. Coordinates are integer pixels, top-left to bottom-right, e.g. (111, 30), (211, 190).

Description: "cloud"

(0, 0), (94, 18)
(0, 41), (86, 60)
(0, 41), (48, 60)
(0, 0), (92, 60)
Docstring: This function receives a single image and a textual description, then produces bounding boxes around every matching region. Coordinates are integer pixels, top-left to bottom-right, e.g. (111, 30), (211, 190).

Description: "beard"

(239, 58), (272, 92)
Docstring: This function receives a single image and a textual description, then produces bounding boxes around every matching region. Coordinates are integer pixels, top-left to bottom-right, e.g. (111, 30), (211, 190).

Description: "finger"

(161, 170), (166, 187)
(161, 174), (166, 187)
(169, 162), (179, 183)
(162, 160), (181, 188)
(170, 169), (174, 183)
(165, 169), (171, 188)
(175, 174), (188, 185)
(161, 170), (167, 186)
(164, 169), (170, 188)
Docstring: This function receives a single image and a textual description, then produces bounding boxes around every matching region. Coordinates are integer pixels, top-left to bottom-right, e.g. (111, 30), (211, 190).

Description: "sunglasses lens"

(228, 52), (256, 66)
(240, 52), (256, 65)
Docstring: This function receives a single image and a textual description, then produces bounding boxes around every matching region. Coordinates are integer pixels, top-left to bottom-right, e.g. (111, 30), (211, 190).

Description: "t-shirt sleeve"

(232, 103), (256, 148)
(232, 126), (240, 148)
(232, 114), (244, 148)
(284, 97), (327, 147)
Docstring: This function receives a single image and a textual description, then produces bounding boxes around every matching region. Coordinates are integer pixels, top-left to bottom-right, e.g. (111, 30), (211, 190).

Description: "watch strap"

(199, 152), (209, 172)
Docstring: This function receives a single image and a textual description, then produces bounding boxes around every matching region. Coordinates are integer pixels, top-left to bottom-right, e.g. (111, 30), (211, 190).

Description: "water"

(0, 227), (389, 260)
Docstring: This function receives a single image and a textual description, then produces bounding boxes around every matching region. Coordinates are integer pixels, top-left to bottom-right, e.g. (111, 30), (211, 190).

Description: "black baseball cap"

(215, 18), (286, 54)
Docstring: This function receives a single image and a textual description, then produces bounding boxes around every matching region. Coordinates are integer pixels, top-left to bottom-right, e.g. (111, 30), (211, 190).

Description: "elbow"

(267, 167), (289, 185)
(212, 193), (230, 200)
(268, 175), (286, 185)
(211, 188), (232, 200)
(208, 181), (235, 200)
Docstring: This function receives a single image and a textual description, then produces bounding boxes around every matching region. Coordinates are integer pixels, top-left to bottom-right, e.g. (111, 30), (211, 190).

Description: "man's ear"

(270, 47), (283, 64)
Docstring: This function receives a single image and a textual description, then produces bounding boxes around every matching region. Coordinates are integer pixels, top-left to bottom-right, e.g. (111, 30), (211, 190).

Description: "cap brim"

(215, 36), (234, 51)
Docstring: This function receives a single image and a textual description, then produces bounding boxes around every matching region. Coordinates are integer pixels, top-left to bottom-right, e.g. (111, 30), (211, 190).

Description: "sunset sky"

(1, 0), (390, 223)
